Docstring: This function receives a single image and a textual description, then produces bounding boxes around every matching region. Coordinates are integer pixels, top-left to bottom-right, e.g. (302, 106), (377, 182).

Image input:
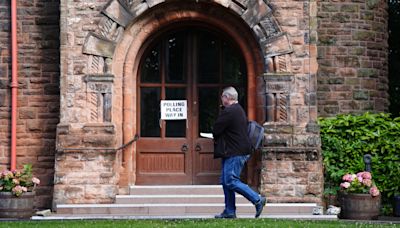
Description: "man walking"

(212, 86), (266, 219)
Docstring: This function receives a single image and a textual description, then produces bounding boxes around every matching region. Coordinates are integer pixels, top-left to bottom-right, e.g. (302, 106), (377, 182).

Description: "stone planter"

(0, 192), (34, 219)
(338, 192), (381, 220)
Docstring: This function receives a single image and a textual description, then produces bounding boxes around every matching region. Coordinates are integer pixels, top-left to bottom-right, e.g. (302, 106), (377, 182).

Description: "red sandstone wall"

(0, 1), (60, 209)
(317, 0), (389, 116)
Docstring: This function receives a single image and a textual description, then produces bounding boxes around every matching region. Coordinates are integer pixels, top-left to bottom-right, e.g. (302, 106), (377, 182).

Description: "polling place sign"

(160, 100), (187, 120)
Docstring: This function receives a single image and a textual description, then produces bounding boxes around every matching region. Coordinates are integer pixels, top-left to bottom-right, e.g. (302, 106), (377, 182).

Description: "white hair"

(222, 87), (238, 101)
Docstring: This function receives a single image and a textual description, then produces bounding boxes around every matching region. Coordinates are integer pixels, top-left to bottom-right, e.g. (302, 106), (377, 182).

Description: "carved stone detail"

(277, 93), (288, 122)
(265, 34), (293, 58)
(85, 74), (114, 123)
(276, 54), (290, 73)
(242, 1), (273, 28)
(82, 0), (293, 77)
(264, 73), (293, 123)
(99, 17), (124, 42)
(88, 56), (104, 74)
(124, 0), (135, 7)
(265, 93), (289, 122)
(102, 0), (133, 28)
(259, 14), (281, 39)
(82, 32), (116, 58)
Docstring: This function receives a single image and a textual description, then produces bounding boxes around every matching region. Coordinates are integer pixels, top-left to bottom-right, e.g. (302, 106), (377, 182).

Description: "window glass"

(198, 33), (219, 84)
(141, 44), (161, 83)
(140, 87), (161, 137)
(165, 88), (187, 137)
(199, 87), (219, 134)
(222, 41), (246, 84)
(166, 32), (186, 83)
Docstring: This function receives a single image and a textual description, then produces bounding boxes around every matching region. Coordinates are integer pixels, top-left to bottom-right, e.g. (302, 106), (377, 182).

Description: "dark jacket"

(212, 103), (252, 158)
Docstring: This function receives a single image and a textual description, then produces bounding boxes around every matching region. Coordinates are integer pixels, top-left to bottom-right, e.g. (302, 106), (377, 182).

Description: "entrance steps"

(52, 185), (334, 219)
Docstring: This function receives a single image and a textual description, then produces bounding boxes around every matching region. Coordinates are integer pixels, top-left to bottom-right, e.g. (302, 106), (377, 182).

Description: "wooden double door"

(136, 27), (247, 185)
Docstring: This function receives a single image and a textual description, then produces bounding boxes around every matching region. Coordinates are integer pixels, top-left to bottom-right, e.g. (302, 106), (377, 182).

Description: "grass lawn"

(0, 219), (399, 228)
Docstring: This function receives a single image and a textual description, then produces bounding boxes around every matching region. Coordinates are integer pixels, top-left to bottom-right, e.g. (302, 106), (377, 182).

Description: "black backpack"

(247, 120), (264, 152)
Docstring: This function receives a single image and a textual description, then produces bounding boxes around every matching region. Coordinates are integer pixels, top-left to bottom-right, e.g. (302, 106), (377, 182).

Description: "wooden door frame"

(113, 8), (264, 187)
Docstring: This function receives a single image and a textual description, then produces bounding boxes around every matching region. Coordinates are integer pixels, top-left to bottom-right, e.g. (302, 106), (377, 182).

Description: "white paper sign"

(160, 100), (187, 120)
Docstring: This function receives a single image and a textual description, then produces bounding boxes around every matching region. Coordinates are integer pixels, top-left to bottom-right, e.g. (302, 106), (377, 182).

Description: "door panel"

(192, 87), (221, 184)
(136, 138), (191, 184)
(136, 28), (247, 185)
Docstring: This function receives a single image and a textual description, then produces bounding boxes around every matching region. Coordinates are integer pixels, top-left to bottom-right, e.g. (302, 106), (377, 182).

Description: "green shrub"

(319, 112), (400, 202)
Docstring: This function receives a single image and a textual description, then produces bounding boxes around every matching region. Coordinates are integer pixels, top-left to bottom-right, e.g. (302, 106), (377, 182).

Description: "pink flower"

(362, 172), (372, 180)
(12, 178), (20, 185)
(32, 177), (40, 185)
(362, 179), (372, 187)
(369, 186), (380, 197)
(342, 174), (356, 182)
(0, 186), (3, 191)
(3, 170), (13, 179)
(12, 170), (21, 177)
(12, 185), (26, 197)
(356, 172), (364, 182)
(341, 172), (380, 197)
(340, 182), (351, 189)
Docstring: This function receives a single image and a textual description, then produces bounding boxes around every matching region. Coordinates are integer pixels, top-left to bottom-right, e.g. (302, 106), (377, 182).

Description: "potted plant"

(0, 164), (40, 219)
(337, 171), (381, 220)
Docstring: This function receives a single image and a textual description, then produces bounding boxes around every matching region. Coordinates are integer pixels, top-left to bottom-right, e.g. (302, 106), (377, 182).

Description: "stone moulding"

(102, 0), (133, 28)
(262, 147), (320, 161)
(84, 74), (115, 83)
(56, 123), (117, 153)
(82, 32), (116, 58)
(82, 0), (294, 75)
(264, 33), (293, 58)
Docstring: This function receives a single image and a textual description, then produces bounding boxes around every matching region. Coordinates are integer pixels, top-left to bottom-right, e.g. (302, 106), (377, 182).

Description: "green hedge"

(319, 112), (400, 201)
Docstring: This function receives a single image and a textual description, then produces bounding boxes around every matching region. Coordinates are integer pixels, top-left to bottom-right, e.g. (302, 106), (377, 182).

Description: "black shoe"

(255, 196), (266, 218)
(214, 212), (236, 219)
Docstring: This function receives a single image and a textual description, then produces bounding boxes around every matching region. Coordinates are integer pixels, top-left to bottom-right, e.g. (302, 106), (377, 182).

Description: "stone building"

(0, 0), (388, 209)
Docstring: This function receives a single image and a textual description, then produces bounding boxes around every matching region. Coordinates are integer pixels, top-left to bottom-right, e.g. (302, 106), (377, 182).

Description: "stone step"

(33, 214), (338, 220)
(56, 203), (317, 216)
(129, 185), (223, 195)
(56, 186), (319, 217)
(115, 194), (248, 204)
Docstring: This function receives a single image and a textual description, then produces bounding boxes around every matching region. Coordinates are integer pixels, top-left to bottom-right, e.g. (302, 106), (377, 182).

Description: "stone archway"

(80, 0), (294, 188)
(114, 4), (267, 186)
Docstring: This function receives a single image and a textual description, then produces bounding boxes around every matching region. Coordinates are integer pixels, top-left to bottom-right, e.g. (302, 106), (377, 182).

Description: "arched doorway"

(136, 27), (247, 185)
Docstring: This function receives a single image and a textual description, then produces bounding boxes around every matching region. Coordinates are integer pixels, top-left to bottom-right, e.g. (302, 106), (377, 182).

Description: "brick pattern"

(259, 0), (322, 204)
(0, 1), (11, 169)
(0, 1), (60, 209)
(262, 149), (323, 203)
(317, 0), (389, 116)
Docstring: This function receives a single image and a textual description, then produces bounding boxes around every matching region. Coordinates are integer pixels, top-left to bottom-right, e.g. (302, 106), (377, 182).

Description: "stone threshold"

(31, 214), (338, 220)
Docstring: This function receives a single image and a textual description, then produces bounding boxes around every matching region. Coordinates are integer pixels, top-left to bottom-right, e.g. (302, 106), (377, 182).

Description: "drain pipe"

(10, 0), (18, 170)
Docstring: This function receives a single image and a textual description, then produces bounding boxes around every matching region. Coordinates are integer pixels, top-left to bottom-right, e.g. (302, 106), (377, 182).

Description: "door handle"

(195, 143), (202, 152)
(181, 144), (188, 152)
